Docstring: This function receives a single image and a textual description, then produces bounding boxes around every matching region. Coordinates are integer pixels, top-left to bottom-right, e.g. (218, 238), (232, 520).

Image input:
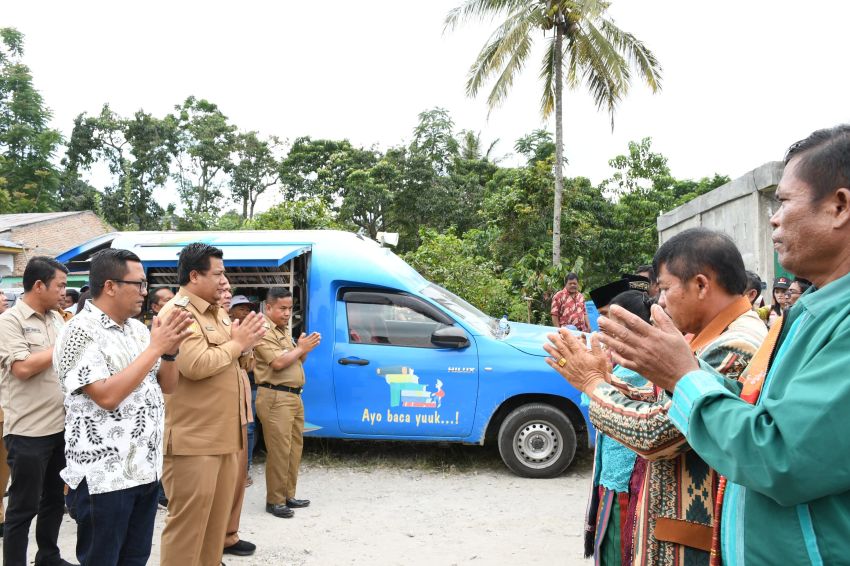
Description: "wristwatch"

(161, 350), (179, 362)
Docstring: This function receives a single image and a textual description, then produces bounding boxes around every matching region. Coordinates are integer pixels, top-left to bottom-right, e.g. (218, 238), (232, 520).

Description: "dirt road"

(30, 442), (594, 565)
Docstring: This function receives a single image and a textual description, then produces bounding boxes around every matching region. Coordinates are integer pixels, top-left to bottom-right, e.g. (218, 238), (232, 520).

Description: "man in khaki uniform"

(158, 243), (265, 566)
(254, 287), (320, 518)
(0, 257), (73, 565)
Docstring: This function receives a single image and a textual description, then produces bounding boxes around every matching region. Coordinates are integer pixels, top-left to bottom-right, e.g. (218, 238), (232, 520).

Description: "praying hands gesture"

(597, 304), (699, 391)
(543, 329), (610, 395)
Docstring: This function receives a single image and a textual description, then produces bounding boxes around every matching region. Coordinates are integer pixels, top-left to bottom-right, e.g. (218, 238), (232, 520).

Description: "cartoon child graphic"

(434, 379), (445, 408)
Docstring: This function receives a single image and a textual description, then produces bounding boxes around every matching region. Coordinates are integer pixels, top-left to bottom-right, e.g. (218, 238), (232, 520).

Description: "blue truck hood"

(502, 322), (556, 357)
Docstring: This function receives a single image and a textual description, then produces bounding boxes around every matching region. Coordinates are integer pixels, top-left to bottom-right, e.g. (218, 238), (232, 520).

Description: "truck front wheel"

(497, 403), (577, 478)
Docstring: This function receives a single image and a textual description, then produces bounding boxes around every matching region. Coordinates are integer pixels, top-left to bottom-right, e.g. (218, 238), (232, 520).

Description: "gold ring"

(558, 357), (567, 367)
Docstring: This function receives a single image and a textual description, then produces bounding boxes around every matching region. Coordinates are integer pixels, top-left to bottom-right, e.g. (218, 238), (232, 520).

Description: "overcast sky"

(6, 1), (850, 213)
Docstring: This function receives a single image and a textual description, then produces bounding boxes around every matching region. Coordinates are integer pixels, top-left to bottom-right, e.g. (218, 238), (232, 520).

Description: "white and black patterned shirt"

(53, 301), (164, 494)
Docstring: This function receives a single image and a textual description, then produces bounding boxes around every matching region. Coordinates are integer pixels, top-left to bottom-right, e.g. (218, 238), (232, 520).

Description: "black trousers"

(3, 432), (66, 566)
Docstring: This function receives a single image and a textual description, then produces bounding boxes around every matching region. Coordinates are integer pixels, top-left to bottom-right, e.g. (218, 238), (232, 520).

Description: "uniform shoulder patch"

(262, 321), (271, 330)
(175, 295), (191, 308)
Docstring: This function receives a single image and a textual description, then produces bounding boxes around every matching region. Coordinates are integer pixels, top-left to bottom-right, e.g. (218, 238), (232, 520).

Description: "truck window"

(346, 299), (450, 349)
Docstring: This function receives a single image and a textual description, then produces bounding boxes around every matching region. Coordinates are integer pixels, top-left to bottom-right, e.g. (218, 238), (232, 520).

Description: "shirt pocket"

(25, 330), (46, 351)
(202, 329), (228, 346)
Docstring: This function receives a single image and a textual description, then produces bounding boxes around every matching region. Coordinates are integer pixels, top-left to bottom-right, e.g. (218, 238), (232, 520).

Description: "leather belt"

(258, 383), (302, 395)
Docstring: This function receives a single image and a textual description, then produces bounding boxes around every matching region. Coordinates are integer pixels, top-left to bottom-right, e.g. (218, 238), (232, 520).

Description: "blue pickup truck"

(57, 230), (595, 478)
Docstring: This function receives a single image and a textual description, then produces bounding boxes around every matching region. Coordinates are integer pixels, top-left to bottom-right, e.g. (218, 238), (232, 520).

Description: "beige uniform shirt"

(254, 317), (306, 388)
(160, 289), (248, 456)
(0, 299), (65, 437)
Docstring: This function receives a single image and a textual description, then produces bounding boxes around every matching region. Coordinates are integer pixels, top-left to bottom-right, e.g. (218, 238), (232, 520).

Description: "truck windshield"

(421, 284), (496, 335)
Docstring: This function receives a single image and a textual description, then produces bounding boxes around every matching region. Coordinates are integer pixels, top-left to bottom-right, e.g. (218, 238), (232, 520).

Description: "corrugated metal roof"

(0, 212), (85, 231)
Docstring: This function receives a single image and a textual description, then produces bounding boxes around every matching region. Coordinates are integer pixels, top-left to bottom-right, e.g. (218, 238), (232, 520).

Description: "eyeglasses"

(113, 280), (148, 293)
(783, 289), (801, 296)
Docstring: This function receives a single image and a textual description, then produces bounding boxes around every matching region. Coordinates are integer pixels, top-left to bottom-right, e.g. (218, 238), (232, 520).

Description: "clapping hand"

(597, 304), (698, 391)
(543, 328), (610, 395)
(297, 331), (321, 354)
(151, 309), (194, 356)
(231, 311), (267, 351)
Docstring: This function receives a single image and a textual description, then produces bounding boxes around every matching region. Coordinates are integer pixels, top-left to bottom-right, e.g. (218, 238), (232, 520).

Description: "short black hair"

(89, 248), (142, 299)
(653, 228), (747, 295)
(65, 289), (80, 303)
(745, 270), (763, 294)
(792, 277), (812, 293)
(177, 243), (224, 286)
(610, 290), (654, 324)
(75, 290), (91, 313)
(23, 256), (68, 292)
(785, 125), (850, 202)
(636, 264), (655, 283)
(565, 272), (579, 282)
(150, 287), (172, 304)
(266, 287), (292, 303)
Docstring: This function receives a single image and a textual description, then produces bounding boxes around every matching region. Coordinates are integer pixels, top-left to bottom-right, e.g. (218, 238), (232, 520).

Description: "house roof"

(0, 212), (87, 232)
(0, 239), (24, 250)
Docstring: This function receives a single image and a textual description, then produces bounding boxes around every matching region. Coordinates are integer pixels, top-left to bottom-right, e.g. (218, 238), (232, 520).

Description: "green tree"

(278, 137), (376, 206)
(446, 0), (662, 265)
(231, 132), (282, 220)
(65, 105), (173, 229)
(247, 198), (346, 231)
(514, 129), (556, 165)
(404, 228), (525, 319)
(598, 138), (729, 279)
(0, 28), (62, 212)
(338, 158), (396, 239)
(171, 96), (237, 222)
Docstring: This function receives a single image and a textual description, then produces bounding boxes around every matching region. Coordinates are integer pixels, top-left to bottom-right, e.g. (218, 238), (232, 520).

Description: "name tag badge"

(23, 327), (43, 334)
(221, 318), (231, 326)
(205, 325), (216, 331)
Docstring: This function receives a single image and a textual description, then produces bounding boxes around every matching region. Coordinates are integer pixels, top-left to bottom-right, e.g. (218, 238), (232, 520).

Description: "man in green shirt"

(551, 124), (850, 565)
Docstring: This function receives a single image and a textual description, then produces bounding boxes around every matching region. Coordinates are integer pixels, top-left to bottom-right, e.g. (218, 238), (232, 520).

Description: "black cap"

(590, 279), (632, 309)
(773, 276), (791, 290)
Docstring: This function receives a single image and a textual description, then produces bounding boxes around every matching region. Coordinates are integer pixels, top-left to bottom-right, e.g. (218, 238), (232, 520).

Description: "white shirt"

(53, 301), (163, 494)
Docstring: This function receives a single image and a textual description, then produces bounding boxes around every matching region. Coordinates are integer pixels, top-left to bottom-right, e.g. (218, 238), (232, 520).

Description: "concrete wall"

(657, 161), (784, 285)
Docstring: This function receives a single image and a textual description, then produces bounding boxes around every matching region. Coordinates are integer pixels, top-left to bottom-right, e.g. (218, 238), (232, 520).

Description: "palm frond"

(444, 0), (531, 32)
(565, 19), (628, 126)
(600, 19), (663, 92)
(465, 7), (539, 101)
(484, 19), (536, 111)
(538, 36), (557, 118)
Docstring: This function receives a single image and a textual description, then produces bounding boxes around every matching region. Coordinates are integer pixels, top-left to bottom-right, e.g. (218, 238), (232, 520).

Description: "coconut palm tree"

(446, 0), (662, 265)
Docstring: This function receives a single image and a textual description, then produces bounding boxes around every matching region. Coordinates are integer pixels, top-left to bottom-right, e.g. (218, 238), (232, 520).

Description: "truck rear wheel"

(497, 403), (577, 478)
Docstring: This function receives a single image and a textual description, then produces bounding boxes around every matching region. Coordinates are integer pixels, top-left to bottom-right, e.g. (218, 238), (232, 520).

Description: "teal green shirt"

(669, 270), (850, 565)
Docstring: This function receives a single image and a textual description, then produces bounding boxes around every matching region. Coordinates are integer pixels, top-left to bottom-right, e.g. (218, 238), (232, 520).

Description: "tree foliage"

(0, 28), (62, 212)
(445, 0), (663, 265)
(404, 228), (526, 320)
(0, 31), (733, 324)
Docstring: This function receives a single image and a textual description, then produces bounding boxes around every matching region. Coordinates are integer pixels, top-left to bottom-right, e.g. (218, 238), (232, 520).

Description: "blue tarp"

(56, 232), (311, 269)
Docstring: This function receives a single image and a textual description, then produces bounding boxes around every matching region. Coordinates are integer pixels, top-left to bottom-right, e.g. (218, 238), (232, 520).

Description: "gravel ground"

(13, 441), (594, 565)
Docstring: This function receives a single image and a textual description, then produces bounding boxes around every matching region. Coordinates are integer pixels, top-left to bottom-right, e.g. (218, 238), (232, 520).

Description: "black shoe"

(286, 497), (310, 508)
(35, 560), (78, 566)
(223, 539), (256, 556)
(265, 503), (294, 518)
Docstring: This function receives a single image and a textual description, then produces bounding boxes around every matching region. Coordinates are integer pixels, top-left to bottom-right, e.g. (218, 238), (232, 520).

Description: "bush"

(403, 228), (525, 320)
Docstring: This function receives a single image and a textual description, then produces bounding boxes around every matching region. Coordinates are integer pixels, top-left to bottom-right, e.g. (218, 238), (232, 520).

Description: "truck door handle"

(338, 357), (369, 366)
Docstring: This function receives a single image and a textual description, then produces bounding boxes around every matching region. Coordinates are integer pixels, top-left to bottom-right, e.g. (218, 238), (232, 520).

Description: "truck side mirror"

(431, 326), (470, 349)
